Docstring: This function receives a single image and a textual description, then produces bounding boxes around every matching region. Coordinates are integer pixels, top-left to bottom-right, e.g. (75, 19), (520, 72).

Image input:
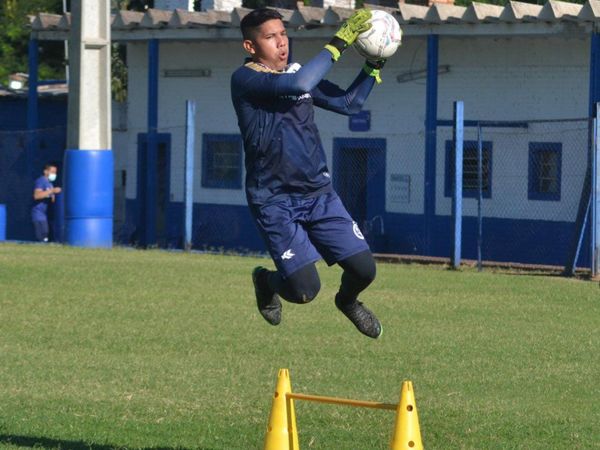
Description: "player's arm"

(311, 60), (385, 116)
(234, 50), (337, 98)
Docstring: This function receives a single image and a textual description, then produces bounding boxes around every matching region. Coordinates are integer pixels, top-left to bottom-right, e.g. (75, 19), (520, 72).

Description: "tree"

(0, 0), (65, 85)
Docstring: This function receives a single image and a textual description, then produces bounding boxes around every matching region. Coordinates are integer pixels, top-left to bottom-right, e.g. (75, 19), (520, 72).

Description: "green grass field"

(1, 243), (599, 450)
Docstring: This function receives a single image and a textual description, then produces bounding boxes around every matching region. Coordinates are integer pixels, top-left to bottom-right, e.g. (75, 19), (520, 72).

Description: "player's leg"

(337, 249), (376, 303)
(250, 200), (322, 325)
(335, 250), (381, 339)
(264, 262), (320, 304)
(307, 192), (382, 338)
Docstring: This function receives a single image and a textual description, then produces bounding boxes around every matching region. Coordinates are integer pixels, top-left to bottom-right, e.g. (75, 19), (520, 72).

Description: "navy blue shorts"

(250, 192), (370, 278)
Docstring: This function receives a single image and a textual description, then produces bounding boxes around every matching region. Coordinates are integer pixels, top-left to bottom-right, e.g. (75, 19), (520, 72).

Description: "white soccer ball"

(353, 10), (402, 60)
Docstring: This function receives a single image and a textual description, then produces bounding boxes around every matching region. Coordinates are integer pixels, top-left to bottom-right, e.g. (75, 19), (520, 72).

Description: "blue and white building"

(29, 0), (600, 267)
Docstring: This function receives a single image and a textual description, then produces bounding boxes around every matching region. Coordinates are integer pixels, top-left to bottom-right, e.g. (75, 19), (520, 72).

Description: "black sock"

(337, 250), (376, 306)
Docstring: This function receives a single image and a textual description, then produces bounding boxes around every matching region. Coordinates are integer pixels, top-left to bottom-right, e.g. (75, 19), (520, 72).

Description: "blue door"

(333, 138), (386, 252)
(137, 133), (171, 248)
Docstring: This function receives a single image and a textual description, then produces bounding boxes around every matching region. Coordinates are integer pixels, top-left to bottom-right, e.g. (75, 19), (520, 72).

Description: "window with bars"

(528, 142), (561, 201)
(445, 140), (493, 199)
(202, 134), (243, 189)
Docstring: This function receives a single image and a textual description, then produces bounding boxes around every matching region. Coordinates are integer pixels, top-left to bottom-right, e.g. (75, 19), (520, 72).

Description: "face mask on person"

(48, 173), (57, 182)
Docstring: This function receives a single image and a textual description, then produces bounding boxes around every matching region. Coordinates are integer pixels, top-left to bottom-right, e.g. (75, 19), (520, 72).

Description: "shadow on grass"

(0, 434), (217, 450)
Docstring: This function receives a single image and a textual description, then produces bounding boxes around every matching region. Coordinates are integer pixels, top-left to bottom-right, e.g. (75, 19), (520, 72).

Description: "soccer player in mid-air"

(231, 8), (386, 338)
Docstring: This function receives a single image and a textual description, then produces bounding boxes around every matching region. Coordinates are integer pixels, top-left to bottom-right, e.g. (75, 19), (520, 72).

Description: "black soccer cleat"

(252, 266), (282, 326)
(335, 294), (382, 339)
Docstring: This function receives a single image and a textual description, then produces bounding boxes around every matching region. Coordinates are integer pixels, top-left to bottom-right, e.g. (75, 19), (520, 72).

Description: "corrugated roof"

(30, 1), (600, 40)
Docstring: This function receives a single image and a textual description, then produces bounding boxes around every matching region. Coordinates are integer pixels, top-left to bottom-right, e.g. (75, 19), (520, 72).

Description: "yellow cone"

(264, 368), (300, 450)
(390, 381), (423, 450)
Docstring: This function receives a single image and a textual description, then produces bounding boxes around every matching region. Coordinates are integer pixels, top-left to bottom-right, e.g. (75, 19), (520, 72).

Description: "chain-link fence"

(432, 118), (590, 268)
(0, 126), (67, 242)
(1, 105), (593, 270)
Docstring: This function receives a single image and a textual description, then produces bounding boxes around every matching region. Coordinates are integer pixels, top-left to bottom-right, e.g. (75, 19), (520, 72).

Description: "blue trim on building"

(566, 32), (600, 273)
(136, 132), (171, 247)
(27, 39), (39, 180)
(444, 140), (493, 199)
(424, 34), (439, 255)
(148, 39), (159, 132)
(528, 142), (562, 201)
(123, 199), (265, 252)
(201, 134), (243, 189)
(122, 196), (591, 268)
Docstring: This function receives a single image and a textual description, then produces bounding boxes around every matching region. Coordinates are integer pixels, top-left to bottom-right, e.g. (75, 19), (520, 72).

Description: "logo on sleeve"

(281, 249), (295, 260)
(352, 222), (365, 240)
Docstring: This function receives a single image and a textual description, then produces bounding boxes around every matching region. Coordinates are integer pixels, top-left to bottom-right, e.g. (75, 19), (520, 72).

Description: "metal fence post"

(592, 103), (600, 276)
(477, 123), (483, 271)
(452, 101), (464, 269)
(184, 100), (196, 251)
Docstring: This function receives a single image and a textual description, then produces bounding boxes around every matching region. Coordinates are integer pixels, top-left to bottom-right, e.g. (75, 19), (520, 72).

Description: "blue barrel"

(0, 204), (6, 241)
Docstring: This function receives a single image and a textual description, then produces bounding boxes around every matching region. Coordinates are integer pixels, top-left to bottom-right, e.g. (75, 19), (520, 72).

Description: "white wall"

(433, 35), (589, 222)
(123, 33), (591, 223)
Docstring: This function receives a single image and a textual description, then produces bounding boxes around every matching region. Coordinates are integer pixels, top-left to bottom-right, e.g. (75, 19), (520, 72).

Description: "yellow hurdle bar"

(287, 392), (397, 411)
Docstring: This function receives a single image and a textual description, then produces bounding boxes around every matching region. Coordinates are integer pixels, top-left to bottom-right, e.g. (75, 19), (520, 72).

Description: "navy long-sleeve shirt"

(231, 49), (375, 205)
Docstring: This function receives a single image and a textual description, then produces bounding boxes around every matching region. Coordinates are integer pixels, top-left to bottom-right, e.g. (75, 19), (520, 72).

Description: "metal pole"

(184, 100), (196, 251)
(592, 103), (600, 276)
(477, 124), (483, 272)
(452, 101), (464, 269)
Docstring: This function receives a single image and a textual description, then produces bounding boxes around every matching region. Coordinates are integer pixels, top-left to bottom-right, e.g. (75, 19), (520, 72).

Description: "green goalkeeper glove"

(325, 9), (372, 62)
(363, 59), (386, 84)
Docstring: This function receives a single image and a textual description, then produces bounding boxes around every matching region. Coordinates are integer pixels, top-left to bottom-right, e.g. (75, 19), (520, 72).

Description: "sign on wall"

(349, 110), (370, 132)
(389, 174), (411, 204)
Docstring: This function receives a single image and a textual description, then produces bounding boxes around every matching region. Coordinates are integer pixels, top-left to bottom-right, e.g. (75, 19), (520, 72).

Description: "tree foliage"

(0, 0), (65, 85)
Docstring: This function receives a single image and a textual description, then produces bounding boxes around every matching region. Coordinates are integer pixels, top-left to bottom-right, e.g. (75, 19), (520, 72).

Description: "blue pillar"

(592, 104), (600, 275)
(566, 32), (600, 274)
(27, 39), (39, 179)
(143, 39), (159, 247)
(452, 101), (464, 269)
(0, 204), (6, 241)
(424, 34), (439, 255)
(64, 150), (113, 247)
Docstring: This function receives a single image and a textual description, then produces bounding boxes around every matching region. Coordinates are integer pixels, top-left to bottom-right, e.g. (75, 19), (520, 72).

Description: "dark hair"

(240, 8), (283, 40)
(44, 163), (57, 171)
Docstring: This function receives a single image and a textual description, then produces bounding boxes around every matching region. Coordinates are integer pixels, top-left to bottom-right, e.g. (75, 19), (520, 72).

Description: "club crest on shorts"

(352, 221), (365, 240)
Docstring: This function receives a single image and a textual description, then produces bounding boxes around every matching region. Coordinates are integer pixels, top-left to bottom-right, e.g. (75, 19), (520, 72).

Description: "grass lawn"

(0, 243), (599, 449)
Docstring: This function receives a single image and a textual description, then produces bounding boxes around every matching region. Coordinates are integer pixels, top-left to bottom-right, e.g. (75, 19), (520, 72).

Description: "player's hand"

(325, 9), (372, 61)
(363, 59), (386, 84)
(53, 187), (62, 194)
(335, 9), (372, 47)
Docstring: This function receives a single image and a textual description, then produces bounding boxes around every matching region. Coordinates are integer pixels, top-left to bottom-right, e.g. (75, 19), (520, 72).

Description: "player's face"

(244, 19), (289, 71)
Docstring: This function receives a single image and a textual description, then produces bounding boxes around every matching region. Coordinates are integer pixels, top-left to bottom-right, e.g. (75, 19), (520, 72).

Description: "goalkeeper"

(231, 8), (385, 338)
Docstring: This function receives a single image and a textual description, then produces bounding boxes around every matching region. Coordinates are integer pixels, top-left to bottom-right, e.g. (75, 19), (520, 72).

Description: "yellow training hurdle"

(264, 368), (424, 450)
